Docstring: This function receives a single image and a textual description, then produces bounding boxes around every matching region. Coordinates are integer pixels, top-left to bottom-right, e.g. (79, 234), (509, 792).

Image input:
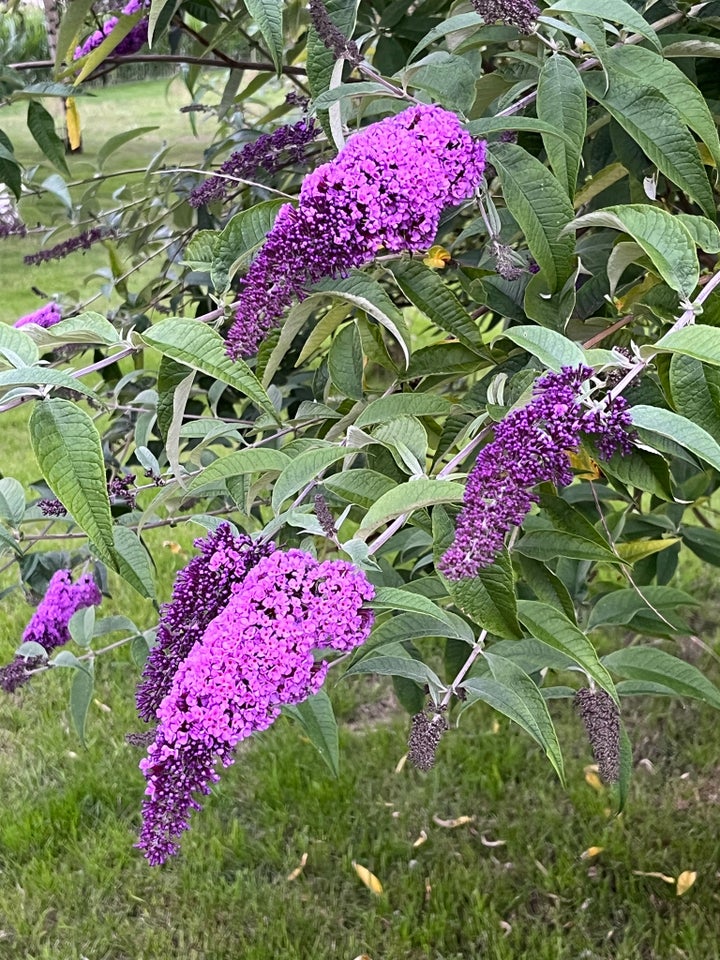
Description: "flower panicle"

(308, 0), (362, 65)
(24, 228), (108, 266)
(471, 0), (539, 32)
(14, 302), (62, 329)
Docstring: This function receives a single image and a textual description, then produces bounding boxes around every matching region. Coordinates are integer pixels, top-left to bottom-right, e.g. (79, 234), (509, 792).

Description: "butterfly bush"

(74, 0), (149, 60)
(471, 0), (539, 32)
(137, 548), (374, 865)
(14, 302), (62, 329)
(135, 524), (273, 723)
(226, 103), (487, 359)
(0, 570), (102, 693)
(440, 366), (633, 581)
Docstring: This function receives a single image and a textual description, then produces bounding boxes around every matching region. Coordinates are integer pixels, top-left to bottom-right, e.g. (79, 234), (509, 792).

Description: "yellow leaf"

(287, 852), (308, 881)
(412, 830), (428, 848)
(162, 540), (185, 554)
(676, 870), (697, 896)
(66, 97), (82, 151)
(584, 765), (604, 793)
(568, 449), (601, 480)
(352, 861), (383, 895)
(616, 538), (680, 563)
(423, 245), (451, 269)
(394, 753), (408, 773)
(432, 814), (474, 829)
(581, 846), (604, 860)
(633, 870), (675, 885)
(491, 718), (500, 734)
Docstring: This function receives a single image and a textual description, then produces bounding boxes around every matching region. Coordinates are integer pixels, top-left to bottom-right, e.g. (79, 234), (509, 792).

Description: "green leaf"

(188, 448), (290, 493)
(0, 324), (39, 367)
(488, 143), (575, 291)
(546, 0), (660, 50)
(463, 653), (565, 784)
(602, 646), (720, 710)
(68, 606), (95, 648)
(355, 479), (466, 540)
(404, 52), (477, 115)
(680, 524), (720, 568)
(29, 399), (116, 567)
(499, 325), (585, 370)
(244, 0), (284, 75)
(156, 356), (190, 444)
(323, 469), (396, 509)
(0, 146), (21, 200)
(142, 318), (277, 418)
(433, 508), (521, 639)
(356, 394), (454, 428)
(0, 366), (97, 402)
(31, 312), (121, 347)
(283, 689), (339, 777)
(212, 200), (285, 292)
(389, 259), (483, 353)
(70, 659), (94, 747)
(675, 216), (720, 254)
(466, 116), (576, 144)
(515, 530), (620, 564)
(655, 325), (720, 367)
(311, 272), (410, 369)
(630, 405), (720, 473)
(0, 477), (25, 526)
(669, 355), (720, 444)
(313, 82), (393, 110)
(272, 446), (349, 511)
(537, 54), (587, 196)
(603, 448), (673, 500)
(605, 46), (720, 170)
(409, 11), (484, 62)
(517, 555), (576, 619)
(582, 72), (714, 221)
(72, 11), (146, 83)
(569, 205), (699, 300)
(345, 654), (445, 698)
(354, 613), (467, 665)
(517, 600), (618, 703)
(182, 230), (217, 271)
(55, 0), (97, 66)
(371, 586), (471, 638)
(113, 526), (156, 600)
(328, 323), (363, 401)
(588, 586), (697, 630)
(97, 126), (159, 169)
(27, 101), (69, 176)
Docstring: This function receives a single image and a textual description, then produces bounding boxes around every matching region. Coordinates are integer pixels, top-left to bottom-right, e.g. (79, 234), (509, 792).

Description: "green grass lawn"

(2, 77), (720, 960)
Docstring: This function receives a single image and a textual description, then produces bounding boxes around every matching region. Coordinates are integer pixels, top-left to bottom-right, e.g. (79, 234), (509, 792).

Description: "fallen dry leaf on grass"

(287, 852), (308, 881)
(432, 815), (474, 829)
(352, 861), (383, 895)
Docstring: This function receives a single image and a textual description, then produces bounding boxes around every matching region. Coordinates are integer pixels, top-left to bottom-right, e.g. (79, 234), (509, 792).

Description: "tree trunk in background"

(42, 0), (83, 153)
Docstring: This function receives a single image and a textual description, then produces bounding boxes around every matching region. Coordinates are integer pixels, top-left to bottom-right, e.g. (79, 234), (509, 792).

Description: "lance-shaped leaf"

(517, 600), (618, 703)
(356, 394), (454, 428)
(27, 100), (69, 175)
(113, 526), (156, 600)
(272, 446), (349, 511)
(29, 399), (116, 567)
(546, 0), (660, 49)
(602, 647), (720, 710)
(463, 653), (565, 784)
(588, 586), (697, 630)
(188, 448), (290, 493)
(537, 54), (587, 197)
(345, 654), (445, 699)
(669, 355), (720, 444)
(355, 478), (465, 540)
(499, 325), (585, 370)
(141, 318), (277, 418)
(212, 200), (285, 291)
(244, 0), (284, 75)
(328, 323), (363, 400)
(630, 405), (720, 473)
(283, 689), (339, 777)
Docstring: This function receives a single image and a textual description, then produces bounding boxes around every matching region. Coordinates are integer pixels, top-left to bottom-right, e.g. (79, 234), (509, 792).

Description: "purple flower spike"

(14, 302), (62, 329)
(74, 0), (150, 60)
(137, 548), (374, 865)
(471, 0), (539, 32)
(227, 104), (486, 359)
(439, 366), (633, 581)
(135, 523), (273, 723)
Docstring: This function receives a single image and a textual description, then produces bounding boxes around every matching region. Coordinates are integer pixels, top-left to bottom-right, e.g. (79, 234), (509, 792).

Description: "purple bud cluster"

(73, 0), (149, 60)
(188, 117), (320, 208)
(471, 0), (539, 32)
(108, 473), (137, 509)
(24, 228), (107, 266)
(137, 548), (374, 865)
(135, 524), (273, 723)
(1, 570), (102, 693)
(14, 302), (62, 329)
(439, 366), (633, 581)
(227, 104), (486, 359)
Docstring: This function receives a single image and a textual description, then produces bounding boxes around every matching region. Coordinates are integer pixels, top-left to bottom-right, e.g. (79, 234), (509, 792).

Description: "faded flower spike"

(135, 523), (273, 723)
(137, 549), (374, 865)
(471, 0), (539, 32)
(227, 104), (486, 358)
(574, 688), (621, 784)
(24, 227), (108, 266)
(1, 570), (102, 693)
(308, 0), (362, 65)
(14, 302), (62, 329)
(408, 706), (449, 771)
(440, 366), (633, 581)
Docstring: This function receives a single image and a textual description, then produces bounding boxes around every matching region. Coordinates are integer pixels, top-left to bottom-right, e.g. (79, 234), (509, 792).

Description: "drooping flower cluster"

(0, 570), (102, 693)
(227, 104), (486, 358)
(14, 302), (62, 329)
(135, 524), (273, 723)
(439, 366), (633, 580)
(575, 687), (621, 784)
(308, 0), (362, 65)
(24, 227), (108, 265)
(188, 117), (320, 208)
(471, 0), (539, 32)
(137, 548), (374, 865)
(74, 0), (149, 61)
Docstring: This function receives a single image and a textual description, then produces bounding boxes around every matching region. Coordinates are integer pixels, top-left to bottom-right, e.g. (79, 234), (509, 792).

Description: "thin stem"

(440, 628), (488, 708)
(10, 54), (307, 76)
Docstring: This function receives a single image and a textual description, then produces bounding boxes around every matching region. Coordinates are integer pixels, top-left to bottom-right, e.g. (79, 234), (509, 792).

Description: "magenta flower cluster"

(188, 117), (319, 208)
(137, 548), (374, 865)
(439, 366), (633, 581)
(227, 104), (486, 359)
(74, 0), (149, 60)
(1, 570), (102, 693)
(14, 302), (62, 329)
(135, 523), (273, 723)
